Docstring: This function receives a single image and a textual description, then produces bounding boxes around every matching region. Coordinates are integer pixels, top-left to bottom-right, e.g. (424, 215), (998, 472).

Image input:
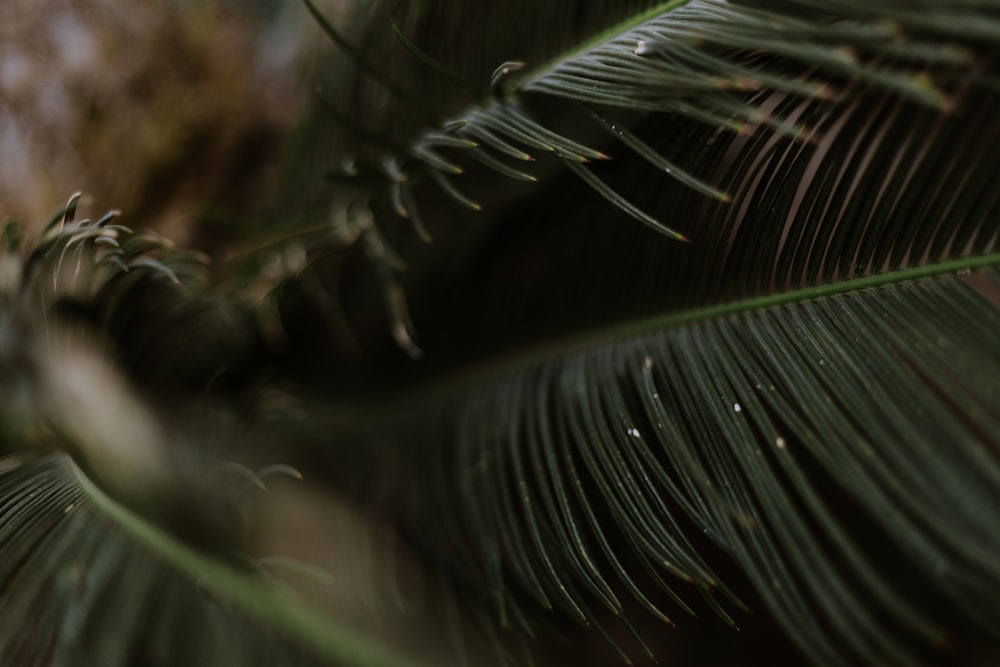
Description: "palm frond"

(272, 2), (1000, 665)
(278, 0), (1000, 366)
(0, 454), (411, 666)
(0, 205), (425, 666)
(350, 263), (1000, 665)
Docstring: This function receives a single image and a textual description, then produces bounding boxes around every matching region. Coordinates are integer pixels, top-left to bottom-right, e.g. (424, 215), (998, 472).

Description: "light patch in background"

(40, 326), (171, 502)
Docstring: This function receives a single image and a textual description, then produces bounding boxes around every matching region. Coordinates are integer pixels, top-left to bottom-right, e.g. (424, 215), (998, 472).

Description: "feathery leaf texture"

(367, 262), (1000, 665)
(285, 1), (1000, 665)
(309, 0), (1000, 243)
(1, 1), (999, 666)
(0, 455), (411, 667)
(1, 207), (420, 666)
(294, 0), (1000, 366)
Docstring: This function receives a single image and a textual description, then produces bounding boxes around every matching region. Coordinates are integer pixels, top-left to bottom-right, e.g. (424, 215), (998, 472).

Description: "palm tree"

(1, 1), (998, 665)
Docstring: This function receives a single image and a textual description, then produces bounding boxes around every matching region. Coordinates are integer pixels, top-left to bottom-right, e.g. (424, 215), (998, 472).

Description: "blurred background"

(0, 0), (352, 246)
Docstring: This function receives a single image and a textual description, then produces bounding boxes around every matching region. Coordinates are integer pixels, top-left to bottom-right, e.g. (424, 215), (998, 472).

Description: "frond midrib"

(363, 252), (1000, 409)
(68, 456), (414, 667)
(521, 1), (689, 84)
(624, 252), (1000, 333)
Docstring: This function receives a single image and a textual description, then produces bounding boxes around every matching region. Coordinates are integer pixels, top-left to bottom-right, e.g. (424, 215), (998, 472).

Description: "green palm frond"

(354, 264), (1000, 665)
(0, 205), (419, 666)
(0, 454), (410, 666)
(268, 1), (1000, 665)
(280, 0), (1000, 363)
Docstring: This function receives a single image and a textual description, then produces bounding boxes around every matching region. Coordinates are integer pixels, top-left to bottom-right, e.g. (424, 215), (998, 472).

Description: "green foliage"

(2, 1), (1000, 666)
(0, 456), (409, 666)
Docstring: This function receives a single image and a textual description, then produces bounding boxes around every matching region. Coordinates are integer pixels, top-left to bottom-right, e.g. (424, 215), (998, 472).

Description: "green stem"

(370, 253), (1000, 406)
(525, 1), (691, 81)
(633, 252), (1000, 333)
(70, 458), (413, 667)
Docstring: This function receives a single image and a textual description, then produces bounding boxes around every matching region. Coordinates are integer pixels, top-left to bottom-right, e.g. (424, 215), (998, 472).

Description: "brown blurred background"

(0, 0), (350, 245)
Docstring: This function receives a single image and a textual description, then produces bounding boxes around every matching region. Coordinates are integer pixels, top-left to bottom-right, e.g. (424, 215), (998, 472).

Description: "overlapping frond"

(282, 2), (1000, 665)
(0, 455), (411, 667)
(398, 0), (990, 234)
(0, 203), (423, 667)
(284, 0), (1000, 369)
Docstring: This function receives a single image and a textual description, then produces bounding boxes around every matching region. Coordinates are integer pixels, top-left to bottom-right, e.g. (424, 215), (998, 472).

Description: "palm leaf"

(0, 207), (419, 666)
(270, 1), (1000, 665)
(0, 454), (411, 666)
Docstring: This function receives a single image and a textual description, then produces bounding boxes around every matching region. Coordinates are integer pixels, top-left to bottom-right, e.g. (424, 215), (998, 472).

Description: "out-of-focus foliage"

(0, 0), (313, 245)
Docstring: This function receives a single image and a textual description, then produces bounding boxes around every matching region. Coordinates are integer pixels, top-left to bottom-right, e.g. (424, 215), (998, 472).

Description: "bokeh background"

(0, 0), (352, 246)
